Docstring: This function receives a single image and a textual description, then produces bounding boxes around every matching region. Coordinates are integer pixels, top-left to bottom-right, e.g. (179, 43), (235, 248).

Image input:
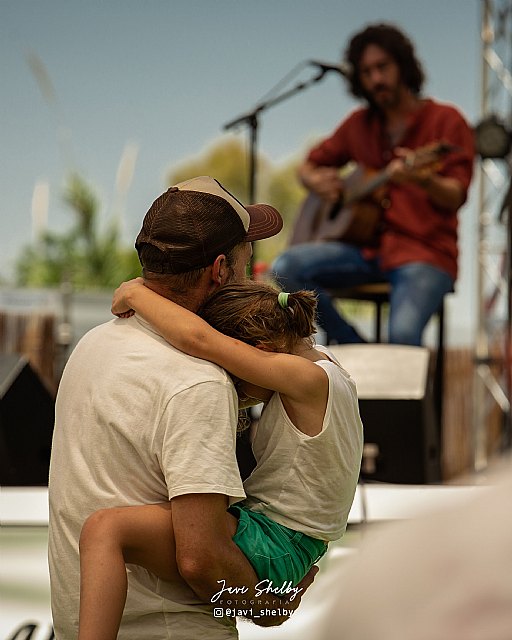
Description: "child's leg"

(78, 502), (177, 640)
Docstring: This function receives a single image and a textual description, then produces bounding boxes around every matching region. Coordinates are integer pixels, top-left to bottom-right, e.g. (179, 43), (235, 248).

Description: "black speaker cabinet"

(0, 355), (55, 486)
(329, 344), (441, 484)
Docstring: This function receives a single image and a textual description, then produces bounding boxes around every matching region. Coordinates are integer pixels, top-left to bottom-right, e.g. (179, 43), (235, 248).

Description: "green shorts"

(228, 503), (328, 587)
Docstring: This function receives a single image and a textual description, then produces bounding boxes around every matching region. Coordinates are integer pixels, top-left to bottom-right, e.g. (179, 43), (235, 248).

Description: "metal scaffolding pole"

(473, 0), (512, 470)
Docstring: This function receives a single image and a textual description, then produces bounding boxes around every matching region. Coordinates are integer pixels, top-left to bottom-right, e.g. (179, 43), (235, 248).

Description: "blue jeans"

(272, 242), (454, 346)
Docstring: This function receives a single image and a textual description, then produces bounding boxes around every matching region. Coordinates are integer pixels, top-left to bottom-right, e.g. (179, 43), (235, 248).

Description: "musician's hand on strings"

(387, 147), (435, 187)
(299, 162), (343, 203)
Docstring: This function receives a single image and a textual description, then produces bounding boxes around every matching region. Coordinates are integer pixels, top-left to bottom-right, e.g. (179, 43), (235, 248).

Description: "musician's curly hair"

(344, 23), (425, 100)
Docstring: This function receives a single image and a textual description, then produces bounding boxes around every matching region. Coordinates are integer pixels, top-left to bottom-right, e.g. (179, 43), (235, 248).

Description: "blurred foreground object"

(317, 459), (512, 640)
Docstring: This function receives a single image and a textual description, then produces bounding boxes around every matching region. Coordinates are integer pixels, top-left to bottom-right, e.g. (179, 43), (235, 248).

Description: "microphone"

(308, 60), (350, 77)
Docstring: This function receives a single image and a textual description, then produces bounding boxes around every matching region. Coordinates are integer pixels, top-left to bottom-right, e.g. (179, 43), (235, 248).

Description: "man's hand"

(299, 162), (343, 203)
(111, 277), (144, 317)
(387, 147), (465, 209)
(386, 147), (435, 185)
(251, 565), (319, 628)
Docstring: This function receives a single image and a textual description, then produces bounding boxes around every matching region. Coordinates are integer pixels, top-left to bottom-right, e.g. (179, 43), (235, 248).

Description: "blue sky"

(1, 0), (483, 337)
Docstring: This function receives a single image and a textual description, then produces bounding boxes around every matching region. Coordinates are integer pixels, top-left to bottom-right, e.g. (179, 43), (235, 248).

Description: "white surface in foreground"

(0, 482), (488, 639)
(0, 483), (482, 526)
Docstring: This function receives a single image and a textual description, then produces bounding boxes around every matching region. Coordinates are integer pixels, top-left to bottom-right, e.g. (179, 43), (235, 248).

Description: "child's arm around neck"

(112, 279), (328, 410)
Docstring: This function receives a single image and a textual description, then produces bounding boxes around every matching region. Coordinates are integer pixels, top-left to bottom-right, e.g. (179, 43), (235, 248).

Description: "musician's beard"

(366, 83), (401, 111)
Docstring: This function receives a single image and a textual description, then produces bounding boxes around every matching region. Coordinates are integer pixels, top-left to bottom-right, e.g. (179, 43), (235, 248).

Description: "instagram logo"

(213, 608), (224, 618)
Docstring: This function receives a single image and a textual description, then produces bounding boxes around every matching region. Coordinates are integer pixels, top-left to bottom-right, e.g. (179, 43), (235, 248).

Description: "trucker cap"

(135, 176), (283, 273)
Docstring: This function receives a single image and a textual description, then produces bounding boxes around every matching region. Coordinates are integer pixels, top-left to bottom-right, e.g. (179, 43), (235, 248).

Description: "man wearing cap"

(48, 177), (295, 638)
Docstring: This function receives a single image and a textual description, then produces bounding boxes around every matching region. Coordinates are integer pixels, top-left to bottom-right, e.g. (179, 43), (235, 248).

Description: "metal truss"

(473, 0), (512, 470)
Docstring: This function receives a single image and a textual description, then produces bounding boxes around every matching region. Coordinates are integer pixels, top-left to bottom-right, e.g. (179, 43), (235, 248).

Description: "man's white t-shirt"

(48, 315), (246, 639)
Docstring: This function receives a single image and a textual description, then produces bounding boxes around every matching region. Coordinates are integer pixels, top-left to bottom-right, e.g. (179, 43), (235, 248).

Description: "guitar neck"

(343, 169), (390, 206)
(341, 142), (454, 206)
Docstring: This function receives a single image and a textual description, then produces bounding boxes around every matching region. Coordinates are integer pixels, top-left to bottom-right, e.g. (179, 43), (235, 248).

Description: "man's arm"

(172, 493), (316, 627)
(161, 382), (315, 626)
(387, 155), (466, 210)
(413, 172), (466, 210)
(388, 110), (475, 211)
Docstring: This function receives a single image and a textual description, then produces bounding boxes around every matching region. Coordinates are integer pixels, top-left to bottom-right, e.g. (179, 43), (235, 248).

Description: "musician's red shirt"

(307, 98), (475, 280)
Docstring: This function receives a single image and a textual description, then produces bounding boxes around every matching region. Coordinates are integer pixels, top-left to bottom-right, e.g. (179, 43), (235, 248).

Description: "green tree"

(169, 135), (269, 202)
(16, 173), (141, 289)
(168, 135), (306, 268)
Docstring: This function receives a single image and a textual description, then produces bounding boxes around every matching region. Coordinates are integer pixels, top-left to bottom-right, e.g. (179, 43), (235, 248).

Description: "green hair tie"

(278, 292), (290, 309)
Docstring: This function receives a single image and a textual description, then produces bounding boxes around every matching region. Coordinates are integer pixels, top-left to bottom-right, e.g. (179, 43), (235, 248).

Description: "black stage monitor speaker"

(0, 354), (55, 486)
(329, 345), (441, 484)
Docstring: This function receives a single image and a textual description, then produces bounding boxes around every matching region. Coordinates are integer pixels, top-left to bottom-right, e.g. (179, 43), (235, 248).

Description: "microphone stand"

(223, 68), (330, 206)
(501, 167), (512, 447)
(224, 66), (331, 448)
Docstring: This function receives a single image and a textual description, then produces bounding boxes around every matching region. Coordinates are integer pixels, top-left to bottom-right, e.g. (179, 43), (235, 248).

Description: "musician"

(273, 23), (474, 345)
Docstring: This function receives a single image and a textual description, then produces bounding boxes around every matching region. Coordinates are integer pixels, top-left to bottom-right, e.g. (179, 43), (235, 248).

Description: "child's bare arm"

(112, 279), (327, 404)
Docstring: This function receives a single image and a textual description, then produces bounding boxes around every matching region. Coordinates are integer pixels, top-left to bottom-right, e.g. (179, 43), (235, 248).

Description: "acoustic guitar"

(289, 142), (457, 248)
